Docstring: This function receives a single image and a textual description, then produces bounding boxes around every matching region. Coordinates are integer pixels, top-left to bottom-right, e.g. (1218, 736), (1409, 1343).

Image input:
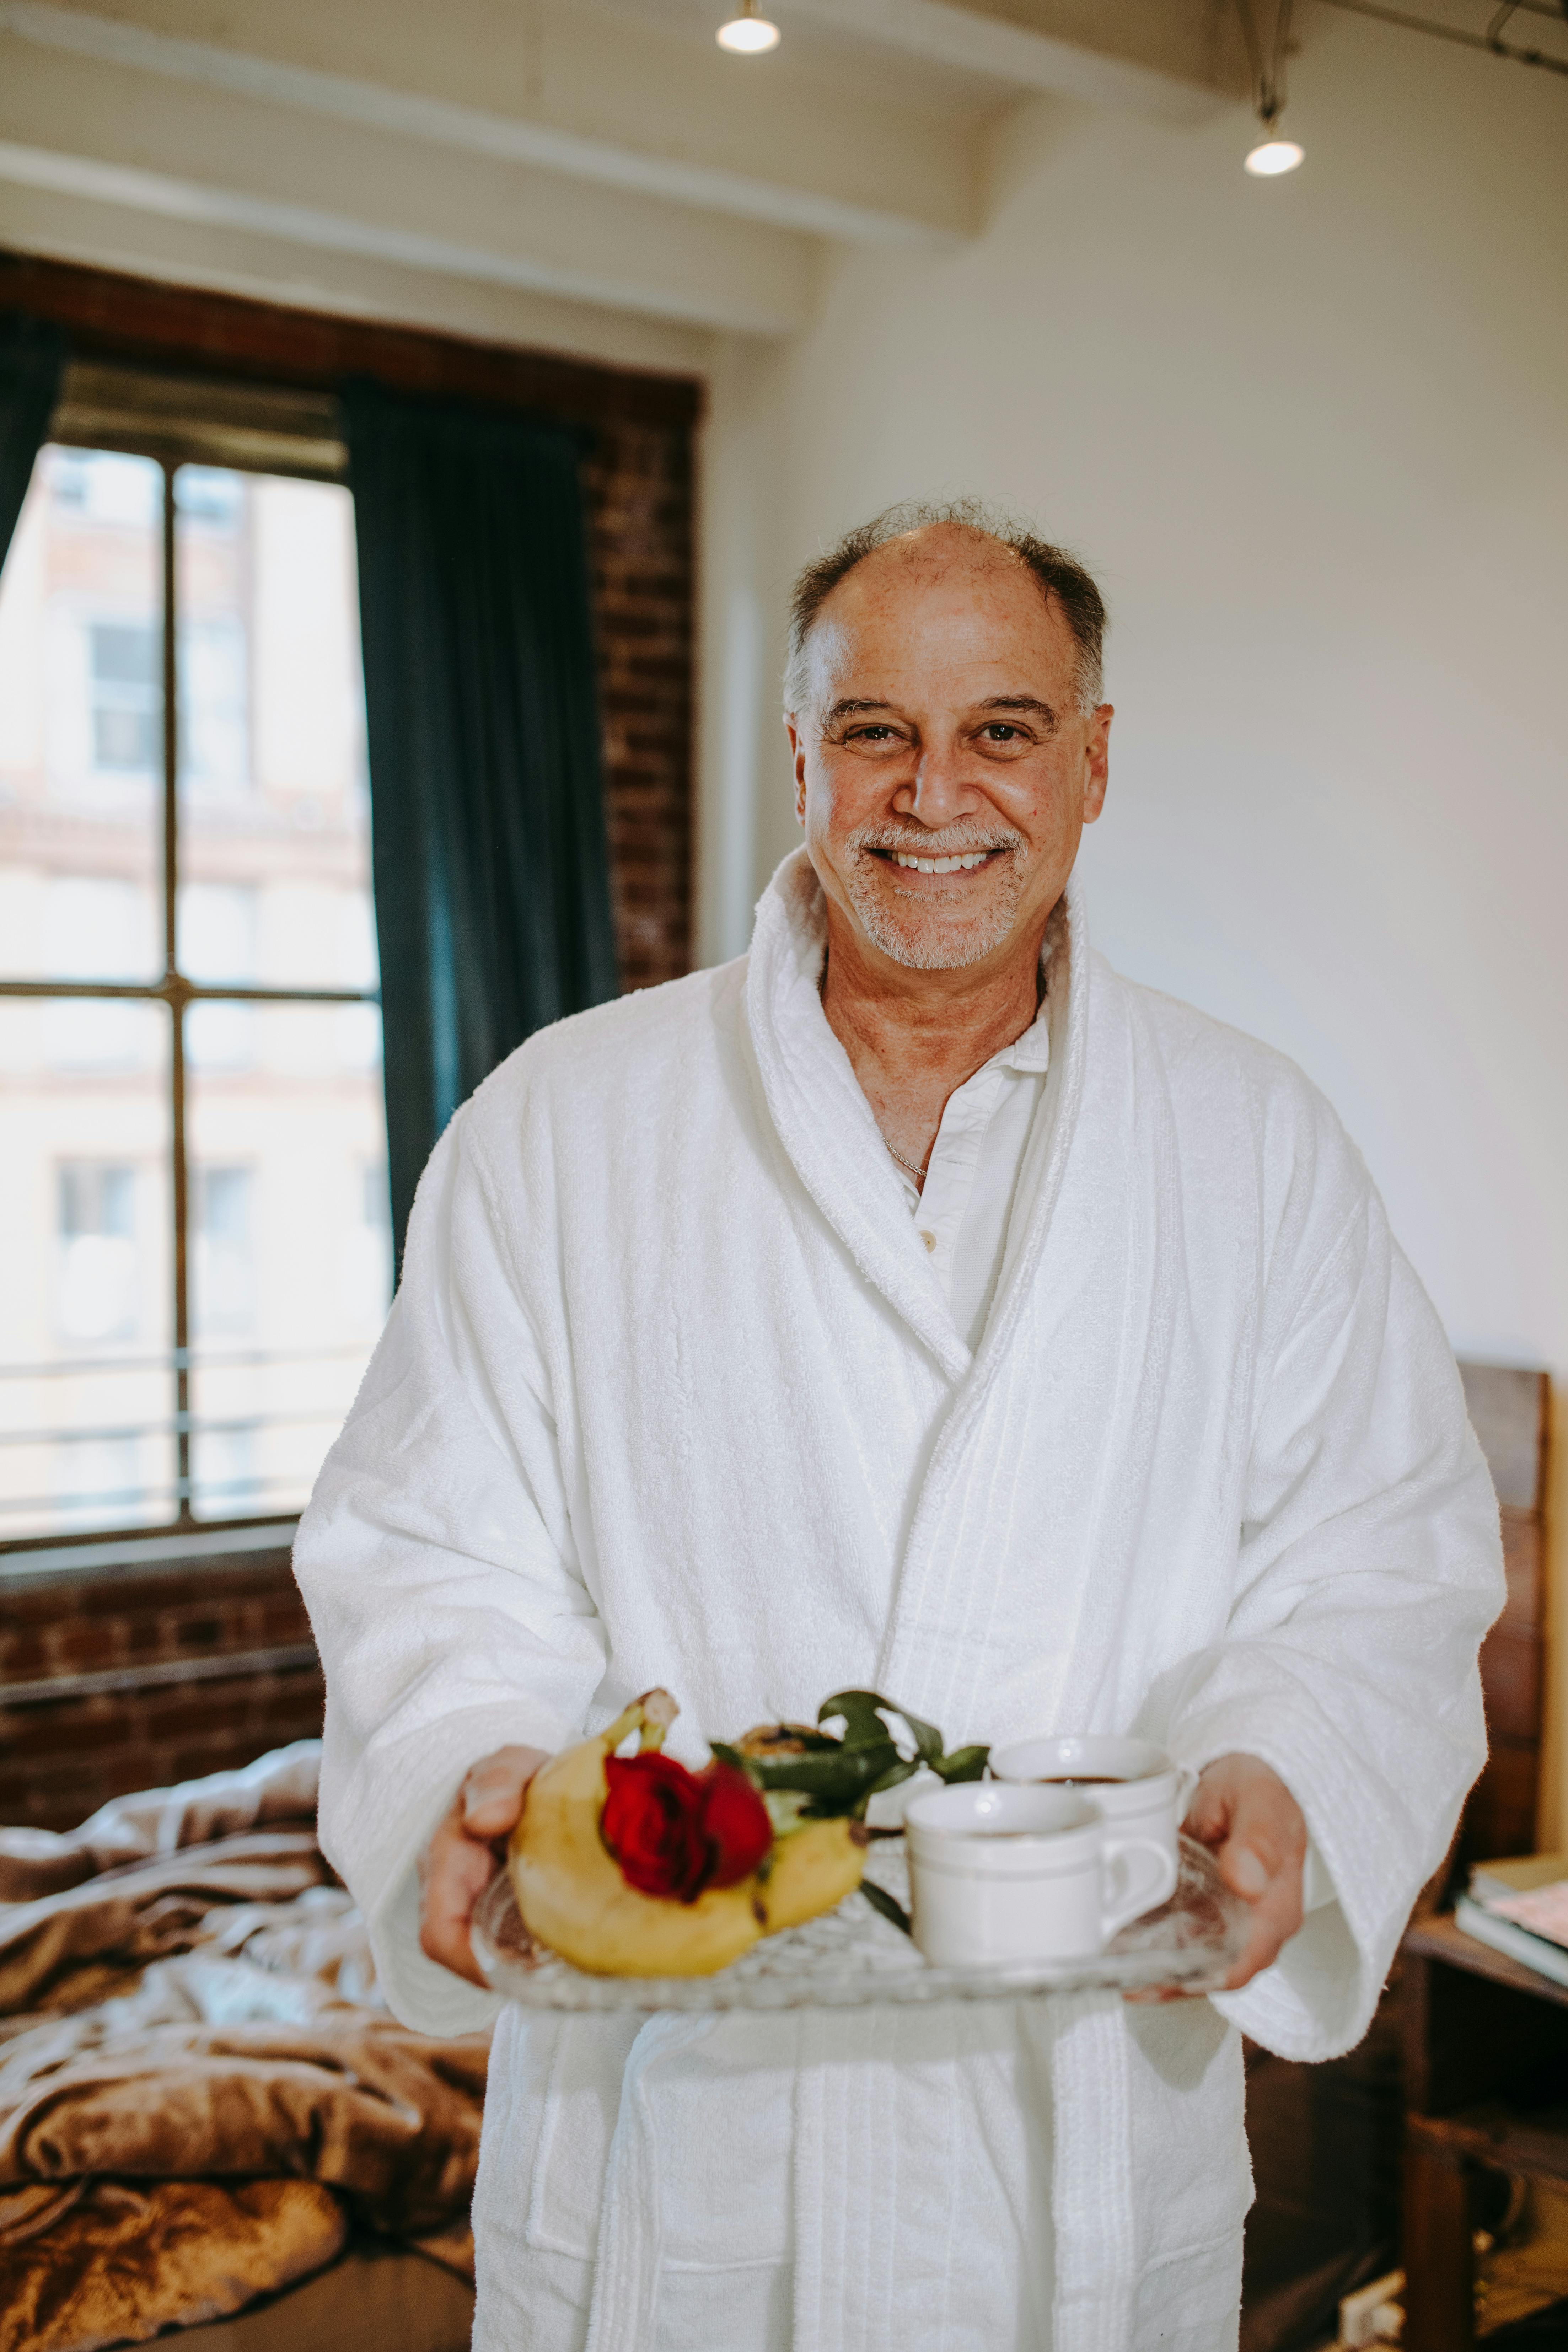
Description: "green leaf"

(821, 1687), (943, 1762)
(858, 1879), (913, 1938)
(818, 1689), (986, 1782)
(734, 1741), (902, 1816)
(817, 1690), (892, 1750)
(890, 1703), (948, 1768)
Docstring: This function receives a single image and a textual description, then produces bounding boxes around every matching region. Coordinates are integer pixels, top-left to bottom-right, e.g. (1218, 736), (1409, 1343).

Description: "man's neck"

(818, 902), (1052, 1175)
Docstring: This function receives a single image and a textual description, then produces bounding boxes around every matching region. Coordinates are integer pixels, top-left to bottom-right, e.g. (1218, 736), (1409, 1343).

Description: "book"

(1454, 1895), (1568, 1991)
(1469, 1853), (1568, 1907)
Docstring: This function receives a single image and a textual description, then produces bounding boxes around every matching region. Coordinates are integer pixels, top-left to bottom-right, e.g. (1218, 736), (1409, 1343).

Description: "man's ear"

(785, 714), (807, 827)
(1082, 704), (1112, 824)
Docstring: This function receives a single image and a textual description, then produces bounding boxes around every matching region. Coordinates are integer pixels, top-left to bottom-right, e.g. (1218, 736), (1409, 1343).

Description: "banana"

(509, 1692), (869, 1977)
(510, 1692), (766, 1977)
(759, 1816), (868, 1932)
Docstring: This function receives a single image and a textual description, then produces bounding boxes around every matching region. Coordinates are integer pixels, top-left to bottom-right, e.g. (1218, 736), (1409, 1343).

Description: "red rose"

(601, 1753), (773, 1904)
(697, 1759), (774, 1887)
(603, 1753), (710, 1901)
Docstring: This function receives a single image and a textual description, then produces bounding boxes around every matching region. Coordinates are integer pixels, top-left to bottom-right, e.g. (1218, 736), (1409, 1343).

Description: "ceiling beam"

(0, 34), (815, 333)
(708, 0), (1235, 119)
(0, 0), (973, 247)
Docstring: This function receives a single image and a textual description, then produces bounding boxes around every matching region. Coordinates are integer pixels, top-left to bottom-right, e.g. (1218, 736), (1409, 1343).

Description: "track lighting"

(717, 0), (780, 53)
(1245, 135), (1305, 174)
(1236, 0), (1305, 176)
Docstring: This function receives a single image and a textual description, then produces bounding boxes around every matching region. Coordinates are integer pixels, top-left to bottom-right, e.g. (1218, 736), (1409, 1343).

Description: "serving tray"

(470, 1833), (1249, 2013)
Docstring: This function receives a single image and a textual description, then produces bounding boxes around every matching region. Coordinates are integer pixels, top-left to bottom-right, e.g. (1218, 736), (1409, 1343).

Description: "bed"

(0, 1744), (484, 2352)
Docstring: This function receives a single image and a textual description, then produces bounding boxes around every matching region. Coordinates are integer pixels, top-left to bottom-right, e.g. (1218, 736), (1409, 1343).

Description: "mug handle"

(1101, 1830), (1178, 1940)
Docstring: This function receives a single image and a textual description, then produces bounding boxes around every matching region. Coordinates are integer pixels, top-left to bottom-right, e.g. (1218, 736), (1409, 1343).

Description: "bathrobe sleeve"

(1162, 1126), (1506, 2062)
(292, 1105), (610, 2035)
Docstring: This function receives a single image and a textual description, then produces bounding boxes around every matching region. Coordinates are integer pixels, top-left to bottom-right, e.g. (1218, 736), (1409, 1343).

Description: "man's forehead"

(805, 555), (1071, 703)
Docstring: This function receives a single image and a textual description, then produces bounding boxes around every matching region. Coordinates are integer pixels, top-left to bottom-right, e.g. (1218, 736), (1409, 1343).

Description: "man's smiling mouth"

(867, 847), (1003, 876)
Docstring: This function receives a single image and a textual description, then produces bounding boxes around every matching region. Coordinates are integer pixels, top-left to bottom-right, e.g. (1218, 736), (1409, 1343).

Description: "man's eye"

(982, 724), (1021, 741)
(848, 725), (897, 742)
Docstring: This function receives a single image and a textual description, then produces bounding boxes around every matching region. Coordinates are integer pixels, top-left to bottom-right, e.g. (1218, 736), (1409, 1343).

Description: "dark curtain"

(0, 313), (65, 566)
(343, 382), (619, 1262)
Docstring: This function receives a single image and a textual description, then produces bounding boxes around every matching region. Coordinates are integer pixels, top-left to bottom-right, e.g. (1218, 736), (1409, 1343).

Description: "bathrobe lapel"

(745, 854), (972, 1387)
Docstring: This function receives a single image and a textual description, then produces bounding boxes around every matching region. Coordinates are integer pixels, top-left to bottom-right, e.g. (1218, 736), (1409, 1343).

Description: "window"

(89, 621), (161, 774)
(193, 1165), (256, 1336)
(57, 1163), (142, 1343)
(0, 407), (390, 1550)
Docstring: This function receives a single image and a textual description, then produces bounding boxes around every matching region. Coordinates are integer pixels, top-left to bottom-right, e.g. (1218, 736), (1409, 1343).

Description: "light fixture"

(1235, 0), (1305, 176)
(1245, 135), (1305, 174)
(717, 0), (780, 52)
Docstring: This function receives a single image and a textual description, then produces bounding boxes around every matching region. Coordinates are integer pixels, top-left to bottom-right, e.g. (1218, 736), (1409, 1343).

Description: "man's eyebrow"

(977, 695), (1059, 727)
(823, 698), (897, 724)
(820, 693), (1060, 727)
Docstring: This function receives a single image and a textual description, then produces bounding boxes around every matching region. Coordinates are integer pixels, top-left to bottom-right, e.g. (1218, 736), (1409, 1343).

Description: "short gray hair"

(783, 498), (1107, 720)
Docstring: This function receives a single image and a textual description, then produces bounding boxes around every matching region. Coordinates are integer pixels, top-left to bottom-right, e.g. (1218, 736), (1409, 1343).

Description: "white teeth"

(890, 850), (990, 873)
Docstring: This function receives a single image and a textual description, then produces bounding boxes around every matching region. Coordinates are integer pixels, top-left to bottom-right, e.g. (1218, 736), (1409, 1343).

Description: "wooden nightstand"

(1401, 1914), (1568, 2350)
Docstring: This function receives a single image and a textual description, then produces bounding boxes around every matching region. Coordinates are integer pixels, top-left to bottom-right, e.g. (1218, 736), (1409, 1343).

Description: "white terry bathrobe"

(294, 849), (1503, 2352)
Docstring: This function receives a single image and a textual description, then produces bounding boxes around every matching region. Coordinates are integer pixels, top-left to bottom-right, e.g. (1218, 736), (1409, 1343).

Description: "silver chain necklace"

(882, 1134), (929, 1182)
(819, 950), (929, 1183)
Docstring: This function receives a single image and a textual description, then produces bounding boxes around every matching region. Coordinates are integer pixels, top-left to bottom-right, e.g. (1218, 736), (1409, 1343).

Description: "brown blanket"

(0, 1746), (488, 2352)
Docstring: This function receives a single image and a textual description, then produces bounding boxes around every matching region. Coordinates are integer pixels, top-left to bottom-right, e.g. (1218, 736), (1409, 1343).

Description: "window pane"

(175, 468), (377, 992)
(186, 999), (390, 1520)
(0, 998), (177, 1539)
(0, 448), (164, 984)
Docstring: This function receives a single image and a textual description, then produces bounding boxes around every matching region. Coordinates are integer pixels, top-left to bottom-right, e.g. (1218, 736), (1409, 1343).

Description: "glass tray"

(471, 1834), (1249, 2013)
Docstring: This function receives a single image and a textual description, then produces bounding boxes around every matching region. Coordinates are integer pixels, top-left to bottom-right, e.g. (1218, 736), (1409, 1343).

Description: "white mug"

(904, 1782), (1178, 1968)
(988, 1734), (1196, 1877)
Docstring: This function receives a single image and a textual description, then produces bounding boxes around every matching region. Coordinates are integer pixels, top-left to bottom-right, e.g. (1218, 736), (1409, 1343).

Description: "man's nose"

(898, 737), (981, 827)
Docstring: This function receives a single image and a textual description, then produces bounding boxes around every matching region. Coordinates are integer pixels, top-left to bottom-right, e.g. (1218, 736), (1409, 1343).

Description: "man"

(294, 503), (1502, 2352)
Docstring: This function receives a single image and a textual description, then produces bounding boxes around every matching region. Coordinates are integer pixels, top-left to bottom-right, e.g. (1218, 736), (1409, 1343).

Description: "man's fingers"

(460, 1745), (547, 1840)
(1181, 1777), (1232, 1847)
(1182, 1753), (1308, 1992)
(418, 1820), (495, 1987)
(1219, 1837), (1273, 1901)
(417, 1745), (553, 1987)
(1217, 1811), (1305, 1989)
(1223, 1860), (1305, 1990)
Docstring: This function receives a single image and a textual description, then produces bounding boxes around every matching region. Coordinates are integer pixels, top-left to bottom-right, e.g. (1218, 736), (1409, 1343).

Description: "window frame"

(0, 375), (381, 1555)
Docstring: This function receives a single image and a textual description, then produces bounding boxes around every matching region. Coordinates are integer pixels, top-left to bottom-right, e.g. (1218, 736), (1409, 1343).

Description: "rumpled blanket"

(0, 1744), (489, 2352)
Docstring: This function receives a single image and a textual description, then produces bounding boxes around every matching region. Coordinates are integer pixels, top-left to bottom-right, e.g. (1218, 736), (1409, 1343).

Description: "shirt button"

(919, 1229), (937, 1252)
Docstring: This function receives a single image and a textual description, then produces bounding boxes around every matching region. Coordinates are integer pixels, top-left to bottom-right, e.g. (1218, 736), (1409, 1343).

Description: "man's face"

(786, 527), (1111, 975)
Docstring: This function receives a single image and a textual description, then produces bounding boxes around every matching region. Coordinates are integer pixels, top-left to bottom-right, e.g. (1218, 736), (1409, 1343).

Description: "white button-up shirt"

(888, 985), (1052, 1352)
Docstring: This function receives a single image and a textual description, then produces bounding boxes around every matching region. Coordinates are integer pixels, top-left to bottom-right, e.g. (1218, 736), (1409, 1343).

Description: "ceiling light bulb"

(717, 0), (780, 52)
(1245, 136), (1304, 176)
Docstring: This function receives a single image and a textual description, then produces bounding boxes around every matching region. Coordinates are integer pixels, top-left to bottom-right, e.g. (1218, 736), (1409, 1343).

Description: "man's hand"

(419, 1744), (549, 1987)
(1184, 1753), (1307, 1992)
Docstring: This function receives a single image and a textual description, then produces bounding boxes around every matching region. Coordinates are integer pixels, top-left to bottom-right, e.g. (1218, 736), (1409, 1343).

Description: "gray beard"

(841, 842), (1026, 971)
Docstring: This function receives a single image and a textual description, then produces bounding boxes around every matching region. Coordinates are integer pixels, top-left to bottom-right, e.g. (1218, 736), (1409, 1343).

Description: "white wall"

(701, 7), (1568, 1831)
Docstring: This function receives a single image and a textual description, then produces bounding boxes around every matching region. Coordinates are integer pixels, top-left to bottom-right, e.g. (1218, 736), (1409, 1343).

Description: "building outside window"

(0, 390), (391, 1551)
(88, 621), (161, 774)
(57, 1161), (142, 1345)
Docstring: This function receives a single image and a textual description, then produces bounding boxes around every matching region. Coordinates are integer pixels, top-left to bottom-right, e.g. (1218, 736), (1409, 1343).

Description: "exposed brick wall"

(588, 420), (694, 994)
(0, 1548), (322, 1832)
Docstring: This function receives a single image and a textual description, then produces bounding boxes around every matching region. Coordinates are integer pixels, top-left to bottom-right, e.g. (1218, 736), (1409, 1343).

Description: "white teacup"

(988, 1735), (1196, 1876)
(904, 1782), (1178, 1968)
